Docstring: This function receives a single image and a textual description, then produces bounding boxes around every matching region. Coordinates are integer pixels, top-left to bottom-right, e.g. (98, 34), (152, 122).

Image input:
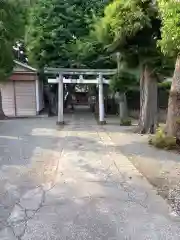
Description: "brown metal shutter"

(15, 81), (36, 116)
(1, 82), (15, 117)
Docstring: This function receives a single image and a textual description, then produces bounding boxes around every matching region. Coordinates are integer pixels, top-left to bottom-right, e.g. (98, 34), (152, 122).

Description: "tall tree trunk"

(0, 88), (6, 119)
(138, 65), (158, 134)
(119, 92), (128, 122)
(166, 56), (180, 137)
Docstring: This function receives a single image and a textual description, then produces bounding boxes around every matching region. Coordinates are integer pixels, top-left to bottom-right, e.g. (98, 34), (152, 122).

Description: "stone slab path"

(0, 112), (179, 239)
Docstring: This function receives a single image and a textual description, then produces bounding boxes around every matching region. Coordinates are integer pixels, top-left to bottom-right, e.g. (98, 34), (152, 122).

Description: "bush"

(120, 119), (132, 126)
(149, 128), (176, 150)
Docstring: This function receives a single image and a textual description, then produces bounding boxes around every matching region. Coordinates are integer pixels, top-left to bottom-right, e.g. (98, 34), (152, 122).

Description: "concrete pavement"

(0, 112), (179, 239)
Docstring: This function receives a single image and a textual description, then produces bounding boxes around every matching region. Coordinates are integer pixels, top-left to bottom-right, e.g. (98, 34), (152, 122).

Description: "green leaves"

(110, 70), (137, 93)
(0, 0), (24, 79)
(158, 0), (180, 57)
(26, 0), (108, 68)
(94, 0), (161, 67)
(67, 32), (116, 69)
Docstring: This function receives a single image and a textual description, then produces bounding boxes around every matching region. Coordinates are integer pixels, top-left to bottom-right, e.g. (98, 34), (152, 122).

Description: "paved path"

(0, 112), (179, 239)
(102, 117), (180, 214)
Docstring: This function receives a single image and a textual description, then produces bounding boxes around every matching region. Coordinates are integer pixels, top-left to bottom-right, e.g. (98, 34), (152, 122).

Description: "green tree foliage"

(68, 29), (116, 69)
(12, 0), (36, 63)
(95, 0), (161, 68)
(158, 0), (180, 137)
(158, 0), (180, 57)
(110, 71), (137, 93)
(26, 0), (108, 68)
(94, 0), (162, 133)
(0, 0), (24, 79)
(0, 0), (25, 118)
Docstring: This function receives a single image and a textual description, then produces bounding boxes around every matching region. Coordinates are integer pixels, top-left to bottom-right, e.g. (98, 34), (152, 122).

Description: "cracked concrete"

(0, 111), (180, 239)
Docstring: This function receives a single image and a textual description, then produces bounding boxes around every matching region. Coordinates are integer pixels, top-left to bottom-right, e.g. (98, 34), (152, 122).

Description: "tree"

(68, 30), (116, 69)
(110, 69), (137, 123)
(0, 0), (24, 118)
(158, 0), (180, 138)
(26, 0), (109, 68)
(94, 0), (161, 133)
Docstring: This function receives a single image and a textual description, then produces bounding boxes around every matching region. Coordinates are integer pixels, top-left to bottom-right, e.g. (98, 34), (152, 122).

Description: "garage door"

(15, 81), (36, 116)
(1, 82), (15, 117)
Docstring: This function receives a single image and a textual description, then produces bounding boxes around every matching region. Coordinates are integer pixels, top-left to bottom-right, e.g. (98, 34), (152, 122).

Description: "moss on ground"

(149, 127), (177, 150)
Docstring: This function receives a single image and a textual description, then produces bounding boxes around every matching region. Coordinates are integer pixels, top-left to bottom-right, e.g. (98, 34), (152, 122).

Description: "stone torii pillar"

(57, 74), (64, 125)
(98, 73), (106, 124)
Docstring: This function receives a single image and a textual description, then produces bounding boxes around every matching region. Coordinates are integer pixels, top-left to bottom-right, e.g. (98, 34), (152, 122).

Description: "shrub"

(149, 128), (176, 150)
(120, 119), (132, 126)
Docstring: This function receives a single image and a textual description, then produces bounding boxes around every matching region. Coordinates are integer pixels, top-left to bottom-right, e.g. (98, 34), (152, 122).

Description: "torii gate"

(44, 68), (117, 125)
